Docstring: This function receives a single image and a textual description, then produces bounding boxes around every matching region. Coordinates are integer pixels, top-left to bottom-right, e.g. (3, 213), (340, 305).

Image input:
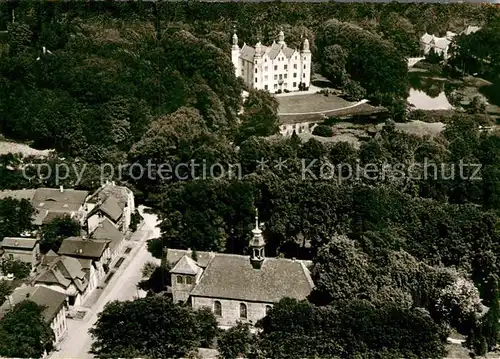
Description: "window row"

(255, 63), (306, 73)
(213, 301), (272, 318)
(254, 72), (307, 83)
(264, 82), (299, 90)
(176, 275), (194, 285)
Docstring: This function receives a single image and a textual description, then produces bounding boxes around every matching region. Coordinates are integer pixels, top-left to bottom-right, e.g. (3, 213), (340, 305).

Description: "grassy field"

(0, 139), (53, 157)
(278, 93), (352, 114)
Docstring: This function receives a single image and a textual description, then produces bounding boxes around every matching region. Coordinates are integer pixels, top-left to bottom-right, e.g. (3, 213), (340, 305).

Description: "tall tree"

(236, 89), (280, 144)
(0, 300), (55, 358)
(40, 215), (81, 253)
(89, 296), (217, 358)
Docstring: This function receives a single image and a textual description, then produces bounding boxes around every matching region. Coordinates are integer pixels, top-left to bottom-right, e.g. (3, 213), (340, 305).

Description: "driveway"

(49, 206), (161, 359)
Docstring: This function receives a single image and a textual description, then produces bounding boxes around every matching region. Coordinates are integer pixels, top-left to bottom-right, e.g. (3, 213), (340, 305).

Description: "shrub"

(312, 125), (334, 137)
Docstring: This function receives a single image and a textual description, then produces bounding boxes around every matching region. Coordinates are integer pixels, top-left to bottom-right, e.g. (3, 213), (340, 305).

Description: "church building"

(231, 30), (312, 94)
(167, 213), (314, 328)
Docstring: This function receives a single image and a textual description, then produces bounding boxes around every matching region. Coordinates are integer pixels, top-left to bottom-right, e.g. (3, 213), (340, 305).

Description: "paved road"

(49, 206), (161, 359)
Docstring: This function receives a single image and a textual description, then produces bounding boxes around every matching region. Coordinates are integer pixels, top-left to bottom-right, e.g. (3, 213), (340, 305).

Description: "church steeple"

(250, 208), (265, 269)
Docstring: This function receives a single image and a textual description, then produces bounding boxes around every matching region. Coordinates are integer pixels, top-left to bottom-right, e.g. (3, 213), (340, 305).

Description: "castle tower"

(250, 209), (265, 269)
(300, 38), (312, 90)
(278, 28), (285, 47)
(254, 41), (263, 90)
(231, 30), (240, 77)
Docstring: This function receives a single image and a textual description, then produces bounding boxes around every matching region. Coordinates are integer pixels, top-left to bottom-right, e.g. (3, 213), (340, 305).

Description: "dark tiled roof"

(239, 41), (296, 62)
(35, 255), (88, 292)
(167, 249), (214, 268)
(32, 188), (89, 212)
(189, 253), (314, 303)
(41, 211), (68, 225)
(0, 286), (66, 322)
(100, 196), (123, 222)
(88, 183), (131, 208)
(283, 47), (296, 59)
(32, 209), (49, 226)
(240, 44), (255, 62)
(58, 237), (109, 259)
(170, 255), (201, 275)
(1, 237), (38, 249)
(266, 42), (283, 60)
(90, 218), (123, 251)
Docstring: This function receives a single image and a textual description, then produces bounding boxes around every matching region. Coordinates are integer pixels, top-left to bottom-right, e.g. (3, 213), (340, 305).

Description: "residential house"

(89, 217), (125, 264)
(0, 187), (89, 227)
(420, 26), (481, 60)
(34, 251), (93, 307)
(420, 31), (456, 59)
(31, 187), (89, 226)
(57, 236), (110, 280)
(167, 215), (314, 328)
(0, 237), (41, 271)
(86, 182), (135, 233)
(231, 30), (312, 93)
(0, 285), (68, 345)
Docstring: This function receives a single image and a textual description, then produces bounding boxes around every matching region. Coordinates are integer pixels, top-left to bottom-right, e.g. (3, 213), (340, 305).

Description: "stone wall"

(192, 296), (273, 327)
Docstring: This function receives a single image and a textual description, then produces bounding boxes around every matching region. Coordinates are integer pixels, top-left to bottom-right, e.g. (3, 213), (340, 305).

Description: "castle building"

(231, 30), (312, 94)
(168, 212), (314, 329)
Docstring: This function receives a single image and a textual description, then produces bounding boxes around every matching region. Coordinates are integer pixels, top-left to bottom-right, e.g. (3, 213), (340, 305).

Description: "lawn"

(278, 93), (353, 114)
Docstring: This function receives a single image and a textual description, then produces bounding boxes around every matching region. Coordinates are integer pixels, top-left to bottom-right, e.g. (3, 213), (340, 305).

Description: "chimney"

(59, 185), (64, 193)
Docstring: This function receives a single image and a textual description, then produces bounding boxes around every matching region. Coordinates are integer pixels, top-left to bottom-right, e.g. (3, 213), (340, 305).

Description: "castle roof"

(240, 41), (297, 62)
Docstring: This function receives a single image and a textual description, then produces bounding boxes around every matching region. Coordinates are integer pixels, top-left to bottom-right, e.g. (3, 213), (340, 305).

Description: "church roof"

(188, 253), (314, 303)
(170, 255), (201, 275)
(167, 249), (214, 268)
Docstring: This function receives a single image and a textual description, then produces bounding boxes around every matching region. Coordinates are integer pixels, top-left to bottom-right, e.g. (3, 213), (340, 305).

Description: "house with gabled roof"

(31, 187), (89, 226)
(0, 237), (41, 271)
(33, 252), (93, 307)
(231, 29), (312, 93)
(57, 236), (110, 283)
(0, 186), (89, 227)
(0, 285), (68, 345)
(89, 217), (124, 263)
(167, 213), (314, 329)
(85, 181), (135, 234)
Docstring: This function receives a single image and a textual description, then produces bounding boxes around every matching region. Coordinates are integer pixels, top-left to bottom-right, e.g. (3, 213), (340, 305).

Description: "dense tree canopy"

(0, 300), (55, 358)
(40, 215), (81, 253)
(0, 198), (34, 239)
(89, 296), (218, 358)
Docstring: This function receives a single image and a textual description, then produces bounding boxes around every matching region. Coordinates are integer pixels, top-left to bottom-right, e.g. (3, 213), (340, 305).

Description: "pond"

(407, 89), (453, 110)
(407, 71), (457, 110)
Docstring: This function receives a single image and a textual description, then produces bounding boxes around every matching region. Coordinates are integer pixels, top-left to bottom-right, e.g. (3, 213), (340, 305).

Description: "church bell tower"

(250, 209), (265, 269)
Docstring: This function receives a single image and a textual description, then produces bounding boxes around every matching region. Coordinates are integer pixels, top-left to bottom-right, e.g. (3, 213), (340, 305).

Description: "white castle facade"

(231, 30), (312, 94)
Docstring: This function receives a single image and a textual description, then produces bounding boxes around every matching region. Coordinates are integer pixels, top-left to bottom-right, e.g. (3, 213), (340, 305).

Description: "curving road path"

(49, 206), (161, 359)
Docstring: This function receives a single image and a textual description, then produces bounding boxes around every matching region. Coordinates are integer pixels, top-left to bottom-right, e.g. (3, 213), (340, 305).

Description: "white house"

(420, 26), (481, 60)
(0, 285), (68, 345)
(86, 181), (135, 234)
(231, 30), (312, 94)
(420, 31), (456, 59)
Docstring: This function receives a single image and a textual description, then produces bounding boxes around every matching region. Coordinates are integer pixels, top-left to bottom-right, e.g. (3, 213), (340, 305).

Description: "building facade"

(0, 237), (41, 271)
(231, 30), (312, 94)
